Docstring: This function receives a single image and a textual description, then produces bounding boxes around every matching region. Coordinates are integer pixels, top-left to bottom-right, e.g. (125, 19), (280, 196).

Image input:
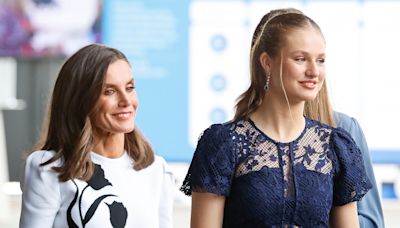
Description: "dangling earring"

(264, 72), (270, 91)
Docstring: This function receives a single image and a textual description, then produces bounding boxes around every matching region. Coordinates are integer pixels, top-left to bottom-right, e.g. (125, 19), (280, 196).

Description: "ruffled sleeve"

(180, 124), (236, 196)
(331, 127), (372, 206)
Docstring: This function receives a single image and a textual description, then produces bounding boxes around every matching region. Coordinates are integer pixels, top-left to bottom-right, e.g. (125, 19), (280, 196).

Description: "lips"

(299, 80), (317, 89)
(113, 112), (133, 120)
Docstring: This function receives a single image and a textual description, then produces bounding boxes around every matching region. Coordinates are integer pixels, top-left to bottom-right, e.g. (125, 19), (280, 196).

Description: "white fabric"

(19, 150), (174, 228)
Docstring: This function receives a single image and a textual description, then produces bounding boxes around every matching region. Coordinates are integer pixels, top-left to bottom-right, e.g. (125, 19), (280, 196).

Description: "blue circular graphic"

(210, 107), (227, 123)
(210, 74), (226, 92)
(210, 34), (227, 52)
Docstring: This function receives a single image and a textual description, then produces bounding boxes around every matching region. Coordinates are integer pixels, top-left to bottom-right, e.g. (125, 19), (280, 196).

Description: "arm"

(19, 151), (60, 228)
(191, 192), (225, 228)
(180, 124), (235, 228)
(334, 112), (384, 228)
(330, 202), (359, 228)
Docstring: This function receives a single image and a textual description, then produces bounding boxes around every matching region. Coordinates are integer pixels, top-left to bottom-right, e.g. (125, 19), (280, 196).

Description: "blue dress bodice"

(181, 117), (371, 228)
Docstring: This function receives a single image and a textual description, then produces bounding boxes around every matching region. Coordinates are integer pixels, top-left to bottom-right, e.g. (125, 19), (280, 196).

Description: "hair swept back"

(33, 44), (154, 182)
(234, 8), (335, 127)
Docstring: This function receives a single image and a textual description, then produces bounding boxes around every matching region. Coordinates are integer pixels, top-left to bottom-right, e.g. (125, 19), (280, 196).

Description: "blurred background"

(1, 0), (400, 227)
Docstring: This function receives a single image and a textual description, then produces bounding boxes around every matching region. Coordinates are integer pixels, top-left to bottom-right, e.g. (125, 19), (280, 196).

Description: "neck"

(250, 92), (305, 143)
(92, 132), (125, 158)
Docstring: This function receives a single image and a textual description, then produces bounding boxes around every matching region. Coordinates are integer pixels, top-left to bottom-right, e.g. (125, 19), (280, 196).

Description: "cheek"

(92, 107), (107, 123)
(318, 73), (326, 90)
(283, 63), (300, 80)
(319, 66), (326, 79)
(99, 102), (112, 113)
(90, 111), (104, 129)
(132, 93), (139, 109)
(95, 98), (115, 117)
(282, 68), (299, 85)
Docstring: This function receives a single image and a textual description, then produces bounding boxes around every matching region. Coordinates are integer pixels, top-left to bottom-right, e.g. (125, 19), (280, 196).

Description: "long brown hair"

(34, 44), (154, 182)
(234, 8), (335, 127)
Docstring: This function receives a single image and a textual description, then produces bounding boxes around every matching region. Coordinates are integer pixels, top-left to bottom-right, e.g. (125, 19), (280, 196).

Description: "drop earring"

(264, 72), (270, 91)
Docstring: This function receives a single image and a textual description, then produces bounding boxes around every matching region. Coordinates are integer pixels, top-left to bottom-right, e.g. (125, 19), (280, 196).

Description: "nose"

(118, 92), (130, 107)
(306, 62), (319, 78)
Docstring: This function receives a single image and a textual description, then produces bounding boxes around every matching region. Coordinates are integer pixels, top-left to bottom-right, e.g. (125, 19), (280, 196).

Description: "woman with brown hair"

(19, 44), (174, 228)
(181, 8), (371, 228)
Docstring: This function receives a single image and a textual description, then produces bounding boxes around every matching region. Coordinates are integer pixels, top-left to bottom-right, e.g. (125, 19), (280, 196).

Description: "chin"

(302, 92), (319, 101)
(116, 124), (135, 134)
(124, 126), (135, 133)
(304, 96), (318, 102)
(292, 95), (315, 103)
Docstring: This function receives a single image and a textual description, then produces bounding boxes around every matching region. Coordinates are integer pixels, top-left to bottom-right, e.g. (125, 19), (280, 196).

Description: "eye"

(317, 58), (325, 64)
(104, 88), (115, 95)
(126, 85), (135, 92)
(294, 56), (306, 62)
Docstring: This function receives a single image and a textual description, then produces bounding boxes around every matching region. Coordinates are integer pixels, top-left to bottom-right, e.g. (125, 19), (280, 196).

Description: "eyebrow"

(104, 79), (134, 87)
(290, 51), (325, 57)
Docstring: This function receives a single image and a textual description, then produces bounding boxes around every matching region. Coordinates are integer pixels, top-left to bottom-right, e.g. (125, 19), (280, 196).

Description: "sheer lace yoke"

(246, 117), (308, 144)
(181, 117), (372, 227)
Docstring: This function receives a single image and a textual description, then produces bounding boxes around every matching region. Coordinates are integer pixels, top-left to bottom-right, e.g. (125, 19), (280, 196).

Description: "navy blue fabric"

(181, 117), (372, 228)
(334, 112), (384, 228)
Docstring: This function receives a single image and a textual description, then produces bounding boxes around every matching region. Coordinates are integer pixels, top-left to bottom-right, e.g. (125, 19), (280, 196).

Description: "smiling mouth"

(300, 81), (317, 89)
(114, 113), (130, 117)
(112, 112), (133, 119)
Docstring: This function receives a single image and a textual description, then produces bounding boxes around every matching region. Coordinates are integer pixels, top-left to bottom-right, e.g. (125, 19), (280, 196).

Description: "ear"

(259, 52), (271, 73)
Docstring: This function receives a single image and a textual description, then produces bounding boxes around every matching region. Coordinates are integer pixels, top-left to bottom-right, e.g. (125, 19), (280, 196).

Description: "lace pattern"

(331, 127), (372, 205)
(233, 121), (279, 177)
(294, 125), (333, 174)
(180, 124), (236, 196)
(181, 117), (372, 227)
(231, 119), (334, 197)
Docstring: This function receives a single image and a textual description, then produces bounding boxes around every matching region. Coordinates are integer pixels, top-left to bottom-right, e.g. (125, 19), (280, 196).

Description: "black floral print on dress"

(67, 164), (128, 227)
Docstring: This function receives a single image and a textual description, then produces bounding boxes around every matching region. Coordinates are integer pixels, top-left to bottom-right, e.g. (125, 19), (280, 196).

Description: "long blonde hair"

(234, 8), (336, 127)
(304, 82), (336, 126)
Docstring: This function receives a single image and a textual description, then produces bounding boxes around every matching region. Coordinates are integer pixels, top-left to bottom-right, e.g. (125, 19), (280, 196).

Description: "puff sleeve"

(19, 151), (61, 228)
(331, 127), (372, 206)
(180, 124), (236, 196)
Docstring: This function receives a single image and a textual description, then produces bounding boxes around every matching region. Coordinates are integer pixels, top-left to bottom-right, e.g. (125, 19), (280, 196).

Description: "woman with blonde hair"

(19, 44), (174, 228)
(181, 8), (371, 228)
(256, 9), (383, 228)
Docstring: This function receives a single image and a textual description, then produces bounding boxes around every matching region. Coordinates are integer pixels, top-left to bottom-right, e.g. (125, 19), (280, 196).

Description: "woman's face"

(91, 59), (138, 135)
(269, 25), (326, 103)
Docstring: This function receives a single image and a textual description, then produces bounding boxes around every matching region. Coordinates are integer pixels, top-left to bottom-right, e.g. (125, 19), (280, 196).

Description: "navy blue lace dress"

(181, 117), (372, 228)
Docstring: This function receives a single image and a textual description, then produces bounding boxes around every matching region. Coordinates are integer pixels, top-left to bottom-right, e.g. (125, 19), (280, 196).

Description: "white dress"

(19, 150), (175, 228)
